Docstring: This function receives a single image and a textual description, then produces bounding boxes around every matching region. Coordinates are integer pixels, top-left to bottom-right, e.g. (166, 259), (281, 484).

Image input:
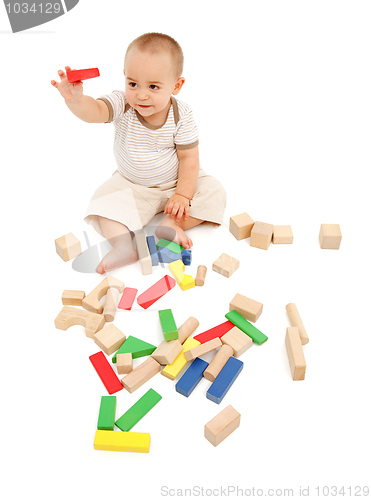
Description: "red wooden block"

(137, 275), (176, 309)
(193, 321), (235, 344)
(118, 287), (138, 310)
(67, 68), (100, 83)
(89, 351), (123, 395)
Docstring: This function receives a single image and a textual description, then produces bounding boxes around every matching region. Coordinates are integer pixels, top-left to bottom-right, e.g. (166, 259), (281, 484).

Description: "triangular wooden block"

(112, 335), (157, 363)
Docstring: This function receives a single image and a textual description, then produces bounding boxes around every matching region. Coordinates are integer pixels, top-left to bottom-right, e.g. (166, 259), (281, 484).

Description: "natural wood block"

(116, 353), (133, 374)
(151, 339), (183, 365)
(61, 290), (85, 306)
(82, 276), (125, 314)
(195, 265), (207, 286)
(178, 316), (199, 344)
(103, 288), (120, 322)
(229, 293), (263, 323)
(286, 303), (309, 344)
(285, 327), (306, 381)
(319, 224), (342, 249)
(135, 233), (152, 275)
(229, 213), (254, 240)
(203, 345), (234, 382)
(55, 232), (81, 262)
(273, 225), (293, 244)
(250, 222), (274, 250)
(221, 327), (253, 357)
(204, 405), (241, 447)
(94, 324), (126, 355)
(212, 253), (240, 278)
(121, 357), (161, 393)
(184, 337), (222, 362)
(54, 305), (105, 338)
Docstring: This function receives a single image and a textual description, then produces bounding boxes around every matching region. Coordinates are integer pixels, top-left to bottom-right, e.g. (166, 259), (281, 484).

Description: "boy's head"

(124, 33), (185, 120)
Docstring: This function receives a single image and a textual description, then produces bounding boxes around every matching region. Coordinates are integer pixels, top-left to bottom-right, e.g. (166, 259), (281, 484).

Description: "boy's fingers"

(176, 206), (184, 221)
(171, 203), (179, 217)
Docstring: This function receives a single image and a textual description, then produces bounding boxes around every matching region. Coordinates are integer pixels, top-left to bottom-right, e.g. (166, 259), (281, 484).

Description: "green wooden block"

(156, 238), (183, 254)
(225, 310), (268, 345)
(115, 388), (162, 432)
(159, 309), (178, 341)
(97, 396), (116, 430)
(112, 335), (157, 363)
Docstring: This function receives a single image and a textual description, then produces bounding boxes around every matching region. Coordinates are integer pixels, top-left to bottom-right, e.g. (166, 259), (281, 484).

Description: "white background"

(1, 1), (370, 499)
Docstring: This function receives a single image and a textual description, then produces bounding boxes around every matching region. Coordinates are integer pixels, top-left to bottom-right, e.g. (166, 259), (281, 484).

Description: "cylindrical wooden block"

(286, 303), (309, 345)
(195, 265), (207, 286)
(178, 316), (199, 344)
(203, 344), (234, 382)
(104, 288), (120, 322)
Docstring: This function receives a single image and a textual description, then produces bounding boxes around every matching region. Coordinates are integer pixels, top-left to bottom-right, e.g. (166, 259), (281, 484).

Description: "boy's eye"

(128, 82), (137, 88)
(150, 85), (159, 90)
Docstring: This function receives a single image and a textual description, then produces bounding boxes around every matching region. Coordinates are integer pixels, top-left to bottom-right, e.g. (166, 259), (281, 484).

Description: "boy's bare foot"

(155, 216), (193, 249)
(95, 237), (138, 274)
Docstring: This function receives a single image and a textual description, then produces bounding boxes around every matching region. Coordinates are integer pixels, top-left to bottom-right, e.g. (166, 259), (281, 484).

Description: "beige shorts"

(84, 169), (227, 236)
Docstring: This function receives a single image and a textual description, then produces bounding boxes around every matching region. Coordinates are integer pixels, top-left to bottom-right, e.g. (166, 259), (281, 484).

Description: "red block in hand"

(67, 68), (100, 83)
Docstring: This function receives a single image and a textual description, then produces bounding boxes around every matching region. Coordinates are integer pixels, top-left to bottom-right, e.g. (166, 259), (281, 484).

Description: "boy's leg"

(95, 216), (138, 274)
(155, 215), (204, 248)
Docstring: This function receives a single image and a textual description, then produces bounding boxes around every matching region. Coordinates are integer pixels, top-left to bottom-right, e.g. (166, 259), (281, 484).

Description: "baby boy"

(51, 33), (226, 273)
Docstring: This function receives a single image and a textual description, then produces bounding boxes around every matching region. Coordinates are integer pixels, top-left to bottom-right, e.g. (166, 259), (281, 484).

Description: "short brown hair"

(125, 32), (184, 78)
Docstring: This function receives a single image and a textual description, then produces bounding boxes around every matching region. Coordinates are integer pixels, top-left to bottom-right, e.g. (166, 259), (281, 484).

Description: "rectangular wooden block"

(135, 233), (152, 275)
(285, 327), (306, 381)
(161, 337), (201, 380)
(273, 225), (293, 244)
(184, 337), (222, 362)
(115, 388), (162, 432)
(94, 324), (126, 355)
(194, 321), (235, 344)
(226, 310), (268, 345)
(94, 430), (150, 453)
(175, 358), (209, 397)
(152, 339), (183, 365)
(121, 357), (161, 393)
(118, 287), (138, 310)
(206, 357), (244, 404)
(221, 327), (253, 357)
(204, 405), (241, 446)
(212, 253), (240, 278)
(286, 303), (309, 344)
(137, 275), (176, 309)
(116, 353), (133, 374)
(67, 68), (100, 83)
(319, 224), (342, 249)
(250, 222), (274, 250)
(97, 396), (116, 430)
(229, 293), (263, 323)
(159, 309), (178, 341)
(89, 351), (123, 395)
(55, 232), (81, 262)
(146, 236), (159, 265)
(156, 238), (183, 254)
(229, 213), (255, 240)
(61, 290), (85, 306)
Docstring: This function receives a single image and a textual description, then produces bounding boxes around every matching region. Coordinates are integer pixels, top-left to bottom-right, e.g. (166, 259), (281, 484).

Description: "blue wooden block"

(146, 236), (158, 266)
(157, 246), (180, 263)
(206, 357), (243, 404)
(181, 248), (192, 266)
(175, 358), (209, 397)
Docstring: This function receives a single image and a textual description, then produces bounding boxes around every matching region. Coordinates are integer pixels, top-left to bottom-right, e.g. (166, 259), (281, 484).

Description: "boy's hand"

(51, 66), (83, 102)
(164, 194), (190, 222)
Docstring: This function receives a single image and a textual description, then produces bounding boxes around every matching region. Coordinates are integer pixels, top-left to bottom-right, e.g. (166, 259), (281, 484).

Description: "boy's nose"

(137, 92), (149, 100)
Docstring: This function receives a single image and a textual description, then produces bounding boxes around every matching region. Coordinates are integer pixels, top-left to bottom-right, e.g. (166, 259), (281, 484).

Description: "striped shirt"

(97, 91), (199, 187)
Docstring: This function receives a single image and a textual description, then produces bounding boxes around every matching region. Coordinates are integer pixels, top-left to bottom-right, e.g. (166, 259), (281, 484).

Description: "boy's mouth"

(138, 104), (151, 109)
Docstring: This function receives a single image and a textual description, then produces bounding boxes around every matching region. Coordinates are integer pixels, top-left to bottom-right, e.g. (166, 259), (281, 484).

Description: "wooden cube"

(319, 224), (342, 249)
(204, 405), (241, 447)
(116, 353), (133, 375)
(221, 327), (253, 357)
(250, 222), (274, 250)
(229, 293), (263, 323)
(55, 233), (81, 262)
(94, 324), (126, 355)
(229, 213), (254, 240)
(61, 290), (85, 306)
(273, 225), (293, 244)
(212, 253), (240, 278)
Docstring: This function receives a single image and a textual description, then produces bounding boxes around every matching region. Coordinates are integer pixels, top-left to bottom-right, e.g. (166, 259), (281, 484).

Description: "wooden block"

(156, 238), (183, 254)
(250, 222), (274, 250)
(225, 310), (268, 345)
(121, 357), (161, 393)
(179, 274), (195, 291)
(319, 224), (342, 249)
(285, 327), (306, 381)
(94, 430), (150, 453)
(159, 309), (178, 341)
(67, 68), (100, 83)
(115, 388), (162, 432)
(82, 276), (125, 314)
(286, 303), (309, 344)
(169, 259), (185, 284)
(55, 232), (81, 262)
(229, 293), (263, 323)
(146, 236), (158, 265)
(204, 405), (241, 447)
(157, 246), (181, 263)
(195, 265), (207, 286)
(203, 344), (234, 382)
(112, 335), (157, 363)
(103, 287), (120, 322)
(229, 213), (254, 240)
(175, 358), (209, 397)
(97, 396), (116, 430)
(181, 248), (192, 265)
(54, 305), (105, 339)
(212, 253), (240, 278)
(137, 275), (176, 309)
(221, 327), (253, 357)
(194, 321), (235, 344)
(135, 233), (152, 275)
(94, 324), (126, 355)
(206, 357), (243, 404)
(184, 337), (222, 362)
(152, 339), (183, 365)
(116, 353), (133, 374)
(273, 225), (293, 244)
(61, 290), (85, 306)
(118, 287), (138, 310)
(89, 351), (123, 395)
(178, 316), (200, 344)
(161, 337), (201, 380)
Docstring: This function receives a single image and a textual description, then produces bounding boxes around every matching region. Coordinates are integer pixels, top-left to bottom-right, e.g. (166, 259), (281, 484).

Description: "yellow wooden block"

(169, 259), (185, 283)
(179, 274), (195, 291)
(94, 430), (150, 453)
(161, 337), (200, 380)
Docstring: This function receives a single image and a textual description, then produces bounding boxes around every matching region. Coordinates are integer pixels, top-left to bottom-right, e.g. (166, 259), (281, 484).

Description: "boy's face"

(124, 49), (184, 121)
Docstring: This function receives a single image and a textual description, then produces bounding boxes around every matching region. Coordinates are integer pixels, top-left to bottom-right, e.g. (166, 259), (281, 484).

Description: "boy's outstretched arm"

(51, 66), (109, 123)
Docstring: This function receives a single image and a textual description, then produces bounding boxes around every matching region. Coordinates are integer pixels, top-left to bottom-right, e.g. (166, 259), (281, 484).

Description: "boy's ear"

(172, 77), (185, 95)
